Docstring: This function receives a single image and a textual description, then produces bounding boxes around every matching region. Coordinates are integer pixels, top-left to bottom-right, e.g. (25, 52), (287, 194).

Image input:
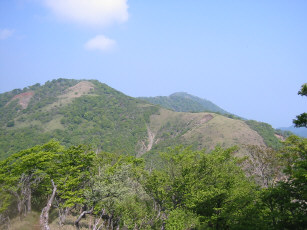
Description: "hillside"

(0, 79), (276, 159)
(1, 79), (304, 230)
(0, 79), (159, 158)
(139, 92), (230, 114)
(140, 92), (283, 149)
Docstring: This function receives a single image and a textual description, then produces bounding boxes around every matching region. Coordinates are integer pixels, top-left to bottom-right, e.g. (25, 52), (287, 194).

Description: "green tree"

(0, 141), (95, 229)
(293, 83), (307, 128)
(82, 152), (156, 229)
(0, 141), (62, 218)
(145, 146), (261, 230)
(260, 136), (307, 229)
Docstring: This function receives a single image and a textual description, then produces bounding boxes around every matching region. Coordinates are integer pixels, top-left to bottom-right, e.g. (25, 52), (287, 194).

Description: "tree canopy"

(293, 83), (307, 128)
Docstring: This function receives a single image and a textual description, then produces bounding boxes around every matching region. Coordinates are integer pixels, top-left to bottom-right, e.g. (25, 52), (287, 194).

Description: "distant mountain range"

(278, 126), (307, 138)
(0, 79), (287, 159)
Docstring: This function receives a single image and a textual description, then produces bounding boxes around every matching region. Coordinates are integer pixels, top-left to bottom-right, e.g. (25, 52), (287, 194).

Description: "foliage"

(293, 113), (307, 128)
(165, 208), (199, 230)
(25, 78), (79, 111)
(0, 79), (159, 158)
(139, 92), (229, 114)
(259, 135), (307, 229)
(0, 138), (306, 229)
(0, 141), (95, 221)
(298, 83), (307, 96)
(0, 79), (306, 229)
(145, 146), (261, 229)
(275, 129), (293, 138)
(57, 89), (159, 155)
(0, 126), (51, 160)
(293, 83), (307, 128)
(246, 120), (282, 149)
(83, 151), (156, 229)
(243, 145), (283, 187)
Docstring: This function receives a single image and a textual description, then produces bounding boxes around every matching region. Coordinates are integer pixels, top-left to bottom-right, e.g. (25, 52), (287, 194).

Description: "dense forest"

(0, 80), (306, 229)
(139, 93), (229, 114)
(0, 136), (306, 229)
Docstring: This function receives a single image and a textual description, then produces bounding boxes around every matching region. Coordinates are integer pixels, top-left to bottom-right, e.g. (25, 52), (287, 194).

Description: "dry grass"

(43, 81), (96, 112)
(148, 108), (265, 155)
(7, 211), (92, 230)
(43, 115), (65, 132)
(8, 212), (40, 230)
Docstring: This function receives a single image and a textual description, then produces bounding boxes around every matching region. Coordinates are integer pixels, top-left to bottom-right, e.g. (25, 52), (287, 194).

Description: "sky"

(0, 0), (306, 128)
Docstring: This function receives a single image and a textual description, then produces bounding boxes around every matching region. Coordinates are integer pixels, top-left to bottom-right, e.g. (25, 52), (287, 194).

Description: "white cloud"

(85, 35), (116, 51)
(43, 0), (129, 27)
(0, 29), (14, 40)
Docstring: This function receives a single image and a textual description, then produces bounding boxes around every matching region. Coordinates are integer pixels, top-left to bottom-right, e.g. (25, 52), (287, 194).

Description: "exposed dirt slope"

(6, 91), (35, 109)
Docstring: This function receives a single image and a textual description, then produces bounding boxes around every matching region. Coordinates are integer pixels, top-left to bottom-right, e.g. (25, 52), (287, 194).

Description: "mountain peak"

(139, 92), (229, 114)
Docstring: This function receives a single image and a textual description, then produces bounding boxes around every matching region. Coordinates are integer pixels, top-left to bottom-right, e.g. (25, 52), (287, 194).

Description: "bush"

(6, 121), (14, 127)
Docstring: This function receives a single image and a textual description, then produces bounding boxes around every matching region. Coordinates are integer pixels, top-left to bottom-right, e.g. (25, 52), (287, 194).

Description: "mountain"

(139, 92), (230, 114)
(139, 92), (283, 149)
(0, 79), (281, 159)
(278, 126), (307, 138)
(0, 79), (160, 159)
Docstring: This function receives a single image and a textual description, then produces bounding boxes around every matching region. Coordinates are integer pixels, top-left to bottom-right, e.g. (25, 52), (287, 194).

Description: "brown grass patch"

(148, 108), (265, 155)
(44, 81), (96, 111)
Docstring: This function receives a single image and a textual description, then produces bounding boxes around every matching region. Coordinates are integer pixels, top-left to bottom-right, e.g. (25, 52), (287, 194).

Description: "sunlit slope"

(145, 108), (265, 154)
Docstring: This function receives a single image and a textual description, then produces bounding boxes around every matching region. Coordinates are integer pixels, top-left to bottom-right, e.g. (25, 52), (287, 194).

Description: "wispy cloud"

(85, 35), (116, 52)
(43, 0), (129, 27)
(0, 29), (14, 40)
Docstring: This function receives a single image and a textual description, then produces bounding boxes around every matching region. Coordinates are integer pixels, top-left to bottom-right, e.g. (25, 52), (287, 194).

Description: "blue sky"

(0, 0), (306, 128)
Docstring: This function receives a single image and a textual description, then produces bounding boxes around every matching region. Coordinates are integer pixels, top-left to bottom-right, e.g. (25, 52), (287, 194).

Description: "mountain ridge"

(0, 78), (282, 159)
(139, 92), (230, 115)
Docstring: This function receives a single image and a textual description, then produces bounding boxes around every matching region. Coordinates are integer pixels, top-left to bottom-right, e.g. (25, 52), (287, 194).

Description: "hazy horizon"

(1, 0), (306, 128)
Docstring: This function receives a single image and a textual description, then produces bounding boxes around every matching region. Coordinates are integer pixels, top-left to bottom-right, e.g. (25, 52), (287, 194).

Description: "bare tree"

(40, 180), (57, 230)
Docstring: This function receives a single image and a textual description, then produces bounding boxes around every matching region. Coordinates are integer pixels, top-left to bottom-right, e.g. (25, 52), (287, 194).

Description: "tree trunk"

(40, 180), (57, 230)
(27, 190), (31, 213)
(75, 207), (93, 230)
(58, 205), (75, 226)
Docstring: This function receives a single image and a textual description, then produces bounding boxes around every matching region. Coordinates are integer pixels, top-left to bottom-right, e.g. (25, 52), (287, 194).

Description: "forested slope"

(0, 79), (280, 159)
(1, 137), (306, 229)
(139, 92), (229, 114)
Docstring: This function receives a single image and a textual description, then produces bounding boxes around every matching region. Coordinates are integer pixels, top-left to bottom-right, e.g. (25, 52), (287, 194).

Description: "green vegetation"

(246, 120), (282, 149)
(139, 92), (229, 114)
(275, 128), (293, 138)
(0, 79), (274, 160)
(0, 137), (306, 229)
(0, 79), (159, 158)
(26, 78), (79, 110)
(0, 79), (305, 229)
(293, 83), (307, 128)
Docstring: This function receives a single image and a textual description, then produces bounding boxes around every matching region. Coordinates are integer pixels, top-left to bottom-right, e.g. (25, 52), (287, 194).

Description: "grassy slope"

(147, 108), (264, 150)
(140, 92), (284, 150)
(142, 108), (266, 166)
